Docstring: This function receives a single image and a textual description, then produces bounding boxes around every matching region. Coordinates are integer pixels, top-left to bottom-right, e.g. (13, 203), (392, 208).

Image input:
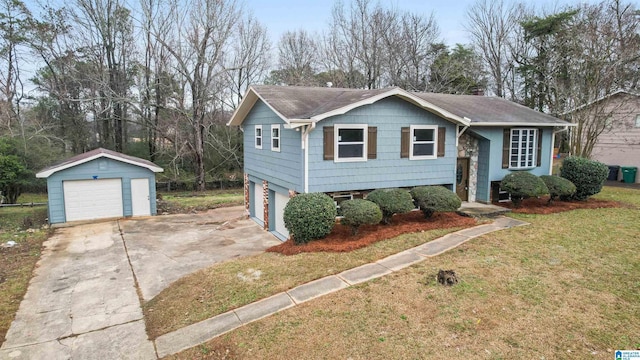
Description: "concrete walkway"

(154, 216), (529, 358)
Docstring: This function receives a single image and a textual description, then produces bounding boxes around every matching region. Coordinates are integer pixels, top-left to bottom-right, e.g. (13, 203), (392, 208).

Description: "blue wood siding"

(46, 158), (157, 224)
(243, 100), (303, 192)
(472, 126), (553, 182)
(307, 97), (456, 193)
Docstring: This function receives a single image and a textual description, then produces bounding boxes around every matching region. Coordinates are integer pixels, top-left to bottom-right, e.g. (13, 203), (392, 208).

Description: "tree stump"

(437, 269), (458, 286)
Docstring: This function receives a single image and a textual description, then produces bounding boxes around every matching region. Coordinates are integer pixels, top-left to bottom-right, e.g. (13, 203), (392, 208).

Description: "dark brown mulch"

(499, 196), (627, 214)
(267, 211), (477, 255)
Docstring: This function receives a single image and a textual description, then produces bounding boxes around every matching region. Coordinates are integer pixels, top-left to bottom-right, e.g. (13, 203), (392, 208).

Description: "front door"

(456, 158), (469, 201)
(131, 178), (151, 216)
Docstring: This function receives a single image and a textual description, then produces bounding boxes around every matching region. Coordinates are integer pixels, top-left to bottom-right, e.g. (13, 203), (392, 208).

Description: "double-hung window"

(255, 125), (262, 149)
(271, 124), (280, 152)
(510, 128), (537, 169)
(410, 125), (437, 160)
(334, 124), (367, 162)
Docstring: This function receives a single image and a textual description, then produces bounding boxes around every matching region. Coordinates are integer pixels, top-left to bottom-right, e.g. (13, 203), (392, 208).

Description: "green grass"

(157, 189), (243, 213)
(15, 193), (48, 204)
(168, 186), (640, 359)
(143, 227), (465, 339)
(0, 201), (50, 344)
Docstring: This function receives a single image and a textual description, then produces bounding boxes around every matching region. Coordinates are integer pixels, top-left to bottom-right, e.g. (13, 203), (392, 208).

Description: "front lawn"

(166, 186), (640, 359)
(157, 189), (243, 214)
(0, 201), (49, 344)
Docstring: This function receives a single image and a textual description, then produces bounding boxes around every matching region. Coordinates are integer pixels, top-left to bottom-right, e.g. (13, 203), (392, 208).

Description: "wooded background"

(0, 0), (638, 201)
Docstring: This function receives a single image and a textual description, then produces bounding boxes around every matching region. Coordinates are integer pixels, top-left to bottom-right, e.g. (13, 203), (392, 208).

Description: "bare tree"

(152, 0), (240, 191)
(222, 13), (271, 109)
(267, 29), (318, 86)
(465, 0), (521, 97)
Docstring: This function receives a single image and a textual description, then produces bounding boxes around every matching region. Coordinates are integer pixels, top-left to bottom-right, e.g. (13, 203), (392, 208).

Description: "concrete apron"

(0, 221), (156, 360)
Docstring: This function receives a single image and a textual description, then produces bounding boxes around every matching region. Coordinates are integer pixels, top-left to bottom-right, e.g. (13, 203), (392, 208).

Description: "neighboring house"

(563, 90), (640, 182)
(228, 86), (573, 240)
(36, 148), (163, 224)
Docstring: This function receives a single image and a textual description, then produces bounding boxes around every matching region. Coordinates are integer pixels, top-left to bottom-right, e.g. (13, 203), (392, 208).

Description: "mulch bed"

(267, 211), (477, 255)
(499, 196), (627, 214)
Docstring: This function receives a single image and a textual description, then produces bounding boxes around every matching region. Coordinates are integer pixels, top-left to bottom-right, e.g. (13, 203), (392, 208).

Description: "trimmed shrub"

(410, 186), (462, 218)
(366, 188), (415, 224)
(560, 156), (608, 200)
(340, 199), (382, 235)
(283, 193), (336, 244)
(540, 175), (576, 204)
(500, 172), (549, 207)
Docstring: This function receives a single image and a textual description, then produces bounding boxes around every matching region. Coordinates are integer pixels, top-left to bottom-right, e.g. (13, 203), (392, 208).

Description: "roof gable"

(36, 148), (163, 178)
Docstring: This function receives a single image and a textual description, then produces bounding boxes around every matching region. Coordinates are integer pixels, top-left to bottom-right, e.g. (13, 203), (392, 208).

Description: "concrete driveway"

(119, 206), (281, 301)
(0, 206), (279, 359)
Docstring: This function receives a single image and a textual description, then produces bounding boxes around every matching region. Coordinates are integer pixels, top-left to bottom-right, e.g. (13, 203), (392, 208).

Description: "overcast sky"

(243, 0), (582, 46)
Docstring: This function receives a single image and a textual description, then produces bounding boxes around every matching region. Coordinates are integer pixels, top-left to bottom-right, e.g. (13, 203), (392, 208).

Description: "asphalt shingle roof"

(248, 85), (569, 126)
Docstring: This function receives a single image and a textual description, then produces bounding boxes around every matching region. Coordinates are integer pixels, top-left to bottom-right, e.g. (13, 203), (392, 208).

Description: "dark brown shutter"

(323, 126), (334, 160)
(437, 127), (446, 157)
(401, 127), (410, 158)
(367, 127), (377, 159)
(536, 129), (543, 167)
(502, 128), (511, 169)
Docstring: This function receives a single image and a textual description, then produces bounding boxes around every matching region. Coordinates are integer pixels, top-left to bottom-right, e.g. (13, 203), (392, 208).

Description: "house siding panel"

(471, 126), (554, 184)
(243, 100), (303, 192)
(307, 97), (456, 193)
(46, 158), (157, 224)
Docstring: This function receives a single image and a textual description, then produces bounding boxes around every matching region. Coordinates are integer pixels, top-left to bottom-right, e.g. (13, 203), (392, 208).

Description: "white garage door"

(63, 179), (123, 222)
(274, 192), (290, 239)
(253, 182), (264, 222)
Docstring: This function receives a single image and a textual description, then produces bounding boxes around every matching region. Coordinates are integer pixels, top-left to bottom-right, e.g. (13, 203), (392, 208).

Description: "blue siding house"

(36, 148), (163, 224)
(228, 86), (574, 240)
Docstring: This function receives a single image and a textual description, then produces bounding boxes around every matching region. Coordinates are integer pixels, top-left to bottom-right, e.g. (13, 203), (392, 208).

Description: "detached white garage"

(37, 148), (163, 224)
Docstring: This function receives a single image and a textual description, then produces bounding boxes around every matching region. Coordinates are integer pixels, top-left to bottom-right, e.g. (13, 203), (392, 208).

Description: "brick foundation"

(262, 180), (269, 230)
(243, 173), (249, 214)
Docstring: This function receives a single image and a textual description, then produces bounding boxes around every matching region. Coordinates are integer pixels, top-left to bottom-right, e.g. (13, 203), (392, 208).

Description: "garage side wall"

(47, 158), (157, 224)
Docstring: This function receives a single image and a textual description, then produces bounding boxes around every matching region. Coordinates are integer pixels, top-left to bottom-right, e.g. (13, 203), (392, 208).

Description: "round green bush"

(283, 193), (336, 244)
(366, 188), (415, 224)
(500, 172), (549, 207)
(540, 175), (576, 203)
(410, 186), (462, 218)
(340, 199), (382, 235)
(559, 156), (608, 200)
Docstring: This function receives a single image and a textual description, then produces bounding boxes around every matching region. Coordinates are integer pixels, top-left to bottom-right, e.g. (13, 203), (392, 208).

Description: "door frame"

(456, 157), (470, 201)
(131, 178), (151, 216)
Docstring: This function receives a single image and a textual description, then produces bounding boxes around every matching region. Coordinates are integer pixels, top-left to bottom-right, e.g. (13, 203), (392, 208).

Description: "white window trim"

(409, 125), (438, 160)
(509, 128), (537, 169)
(271, 124), (281, 152)
(635, 114), (640, 128)
(255, 125), (262, 149)
(334, 124), (368, 163)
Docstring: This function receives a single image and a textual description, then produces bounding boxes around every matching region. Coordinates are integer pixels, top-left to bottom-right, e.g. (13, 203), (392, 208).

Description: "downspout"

(551, 126), (569, 175)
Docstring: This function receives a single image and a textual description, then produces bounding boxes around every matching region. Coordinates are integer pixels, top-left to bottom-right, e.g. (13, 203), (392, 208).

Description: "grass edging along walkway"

(153, 217), (529, 358)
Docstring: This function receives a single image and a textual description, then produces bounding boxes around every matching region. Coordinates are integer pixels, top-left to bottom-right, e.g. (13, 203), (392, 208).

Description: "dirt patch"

(267, 211), (477, 255)
(499, 196), (627, 214)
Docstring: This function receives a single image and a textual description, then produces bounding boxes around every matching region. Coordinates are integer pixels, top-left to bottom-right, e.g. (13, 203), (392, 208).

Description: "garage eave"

(37, 148), (164, 178)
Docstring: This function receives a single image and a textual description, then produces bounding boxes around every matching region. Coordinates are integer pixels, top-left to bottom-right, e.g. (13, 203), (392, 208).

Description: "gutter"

(300, 123), (315, 193)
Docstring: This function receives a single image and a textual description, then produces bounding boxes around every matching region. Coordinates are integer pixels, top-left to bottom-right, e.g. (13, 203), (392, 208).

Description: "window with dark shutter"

(323, 126), (334, 160)
(401, 127), (410, 158)
(502, 129), (510, 169)
(437, 127), (446, 157)
(536, 129), (543, 167)
(368, 127), (377, 159)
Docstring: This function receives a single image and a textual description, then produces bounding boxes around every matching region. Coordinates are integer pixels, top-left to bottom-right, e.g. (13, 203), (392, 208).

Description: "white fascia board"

(470, 122), (577, 127)
(308, 88), (471, 127)
(227, 86), (291, 126)
(36, 153), (163, 178)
